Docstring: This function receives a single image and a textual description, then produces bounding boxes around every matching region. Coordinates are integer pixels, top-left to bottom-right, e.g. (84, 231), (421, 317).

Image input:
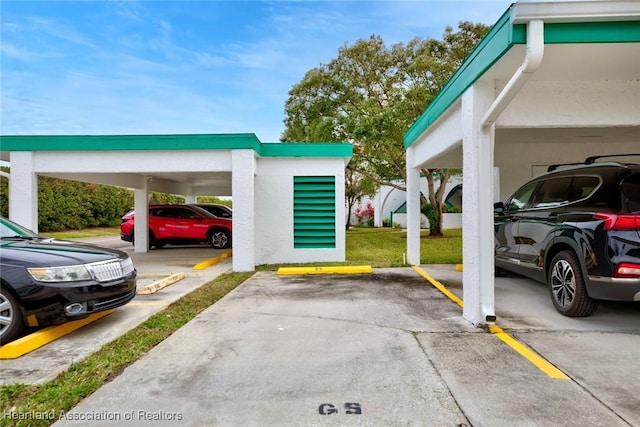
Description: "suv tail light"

(593, 213), (640, 230)
(614, 262), (640, 278)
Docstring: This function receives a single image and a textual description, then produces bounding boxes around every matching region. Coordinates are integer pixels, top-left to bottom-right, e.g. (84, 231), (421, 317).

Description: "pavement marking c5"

(0, 310), (114, 359)
(412, 265), (570, 380)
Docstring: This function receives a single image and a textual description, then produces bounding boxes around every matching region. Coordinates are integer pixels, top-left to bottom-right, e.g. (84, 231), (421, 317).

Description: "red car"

(120, 205), (232, 249)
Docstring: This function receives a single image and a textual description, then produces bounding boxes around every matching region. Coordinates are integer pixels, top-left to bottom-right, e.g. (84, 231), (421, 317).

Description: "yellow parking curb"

(193, 250), (233, 270)
(0, 310), (114, 359)
(137, 272), (185, 295)
(277, 265), (373, 275)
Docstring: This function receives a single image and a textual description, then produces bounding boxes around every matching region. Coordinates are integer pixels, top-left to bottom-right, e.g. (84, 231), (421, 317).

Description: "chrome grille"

(88, 257), (135, 282)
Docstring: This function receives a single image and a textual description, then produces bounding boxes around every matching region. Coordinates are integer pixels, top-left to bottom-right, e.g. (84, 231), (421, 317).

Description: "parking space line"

(411, 265), (570, 380)
(0, 310), (114, 359)
(411, 266), (463, 307)
(488, 325), (569, 379)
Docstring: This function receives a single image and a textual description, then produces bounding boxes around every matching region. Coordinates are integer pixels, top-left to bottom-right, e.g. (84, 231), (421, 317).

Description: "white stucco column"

(8, 152), (39, 232)
(462, 81), (496, 325)
(406, 146), (421, 265)
(133, 182), (149, 253)
(232, 149), (256, 271)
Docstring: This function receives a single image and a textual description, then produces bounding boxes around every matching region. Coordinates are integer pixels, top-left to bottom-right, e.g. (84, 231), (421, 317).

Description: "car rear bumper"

(585, 276), (640, 301)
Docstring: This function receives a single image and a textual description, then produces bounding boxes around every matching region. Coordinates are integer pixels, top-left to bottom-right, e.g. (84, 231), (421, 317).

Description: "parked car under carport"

(0, 216), (137, 343)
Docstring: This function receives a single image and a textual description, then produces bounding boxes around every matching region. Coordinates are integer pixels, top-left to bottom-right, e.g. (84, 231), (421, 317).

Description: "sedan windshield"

(0, 217), (41, 239)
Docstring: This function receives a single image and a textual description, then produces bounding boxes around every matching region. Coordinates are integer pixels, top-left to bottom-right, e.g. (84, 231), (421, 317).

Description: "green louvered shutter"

(293, 176), (336, 248)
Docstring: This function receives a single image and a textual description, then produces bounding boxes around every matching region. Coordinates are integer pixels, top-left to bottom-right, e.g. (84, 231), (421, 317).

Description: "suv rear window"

(570, 176), (600, 201)
(531, 177), (572, 208)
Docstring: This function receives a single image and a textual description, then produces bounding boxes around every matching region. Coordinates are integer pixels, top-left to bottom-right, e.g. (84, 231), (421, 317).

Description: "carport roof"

(0, 133), (352, 159)
(403, 0), (640, 149)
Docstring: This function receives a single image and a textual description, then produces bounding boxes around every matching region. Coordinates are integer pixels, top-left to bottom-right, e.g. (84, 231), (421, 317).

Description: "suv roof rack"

(584, 153), (640, 164)
(547, 153), (640, 172)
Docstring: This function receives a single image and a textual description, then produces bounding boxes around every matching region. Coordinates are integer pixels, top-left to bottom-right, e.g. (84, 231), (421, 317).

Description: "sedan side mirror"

(494, 202), (505, 214)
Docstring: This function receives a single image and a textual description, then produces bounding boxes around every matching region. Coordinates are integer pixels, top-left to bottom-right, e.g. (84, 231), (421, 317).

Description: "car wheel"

(0, 288), (24, 344)
(209, 229), (231, 249)
(130, 230), (155, 250)
(548, 250), (598, 317)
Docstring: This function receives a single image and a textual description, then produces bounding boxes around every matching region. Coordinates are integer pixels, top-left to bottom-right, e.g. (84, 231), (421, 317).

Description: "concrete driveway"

(49, 265), (639, 427)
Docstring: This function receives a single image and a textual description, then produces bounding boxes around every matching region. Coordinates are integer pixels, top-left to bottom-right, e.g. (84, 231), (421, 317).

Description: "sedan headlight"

(28, 265), (92, 282)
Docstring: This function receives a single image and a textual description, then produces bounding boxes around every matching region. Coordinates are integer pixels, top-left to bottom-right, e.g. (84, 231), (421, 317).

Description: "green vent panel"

(294, 176), (336, 248)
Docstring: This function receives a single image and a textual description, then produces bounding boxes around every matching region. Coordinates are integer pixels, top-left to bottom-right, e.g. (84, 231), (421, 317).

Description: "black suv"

(494, 154), (640, 317)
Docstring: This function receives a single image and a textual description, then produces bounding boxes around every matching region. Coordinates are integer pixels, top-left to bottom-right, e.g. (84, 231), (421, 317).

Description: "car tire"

(209, 229), (231, 249)
(548, 250), (598, 317)
(131, 230), (156, 250)
(0, 288), (24, 344)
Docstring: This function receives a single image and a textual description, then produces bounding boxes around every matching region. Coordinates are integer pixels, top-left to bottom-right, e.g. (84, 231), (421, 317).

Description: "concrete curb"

(193, 250), (233, 270)
(277, 265), (373, 275)
(136, 273), (185, 295)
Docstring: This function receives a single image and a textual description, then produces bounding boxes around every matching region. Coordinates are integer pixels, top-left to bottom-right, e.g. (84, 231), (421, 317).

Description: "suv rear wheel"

(548, 251), (598, 317)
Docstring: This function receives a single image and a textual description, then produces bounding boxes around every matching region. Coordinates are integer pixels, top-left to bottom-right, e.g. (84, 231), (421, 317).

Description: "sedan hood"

(0, 238), (127, 267)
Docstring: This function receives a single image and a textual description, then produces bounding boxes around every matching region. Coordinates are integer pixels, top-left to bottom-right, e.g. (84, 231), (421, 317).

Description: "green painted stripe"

(403, 12), (639, 148)
(404, 9), (519, 147)
(545, 21), (640, 43)
(0, 134), (353, 159)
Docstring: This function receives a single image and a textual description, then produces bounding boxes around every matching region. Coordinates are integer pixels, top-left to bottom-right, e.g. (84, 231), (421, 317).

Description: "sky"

(1, 0), (516, 142)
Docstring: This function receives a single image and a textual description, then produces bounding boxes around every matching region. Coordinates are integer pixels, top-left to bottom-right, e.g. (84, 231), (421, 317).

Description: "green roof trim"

(404, 9), (640, 149)
(404, 8), (521, 148)
(0, 134), (352, 158)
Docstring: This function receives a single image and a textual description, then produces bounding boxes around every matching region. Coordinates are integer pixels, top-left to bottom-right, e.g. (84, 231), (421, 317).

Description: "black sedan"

(0, 217), (137, 343)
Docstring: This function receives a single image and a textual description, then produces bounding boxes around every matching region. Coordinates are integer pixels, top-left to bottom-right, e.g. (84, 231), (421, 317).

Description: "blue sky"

(1, 1), (514, 142)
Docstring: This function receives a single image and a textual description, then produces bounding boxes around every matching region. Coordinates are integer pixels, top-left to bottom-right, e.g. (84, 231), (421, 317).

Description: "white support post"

(133, 182), (149, 253)
(462, 81), (497, 325)
(406, 147), (422, 266)
(8, 152), (39, 232)
(232, 150), (256, 271)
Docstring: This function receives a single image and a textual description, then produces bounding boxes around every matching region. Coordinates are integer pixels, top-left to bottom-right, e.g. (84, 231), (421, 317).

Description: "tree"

(344, 166), (378, 230)
(282, 22), (489, 235)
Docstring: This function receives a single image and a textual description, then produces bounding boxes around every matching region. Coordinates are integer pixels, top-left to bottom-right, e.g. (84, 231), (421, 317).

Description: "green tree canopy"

(281, 22), (489, 234)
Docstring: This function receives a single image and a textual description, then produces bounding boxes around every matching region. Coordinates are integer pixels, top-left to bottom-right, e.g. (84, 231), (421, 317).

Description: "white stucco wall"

(254, 157), (346, 266)
(353, 176), (463, 229)
(7, 147), (350, 271)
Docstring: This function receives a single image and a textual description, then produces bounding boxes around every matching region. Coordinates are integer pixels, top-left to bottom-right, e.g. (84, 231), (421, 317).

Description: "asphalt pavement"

(3, 236), (639, 426)
(50, 263), (640, 426)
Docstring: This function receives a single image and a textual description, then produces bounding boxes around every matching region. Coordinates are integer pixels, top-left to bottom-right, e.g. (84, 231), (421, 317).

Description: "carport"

(404, 1), (640, 325)
(1, 134), (352, 271)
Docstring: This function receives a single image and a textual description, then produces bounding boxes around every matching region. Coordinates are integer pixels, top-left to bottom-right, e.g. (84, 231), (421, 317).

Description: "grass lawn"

(42, 227), (121, 239)
(1, 227), (462, 426)
(346, 227), (462, 266)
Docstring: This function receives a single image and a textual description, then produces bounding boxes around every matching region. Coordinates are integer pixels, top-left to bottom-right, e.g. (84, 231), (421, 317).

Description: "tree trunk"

(421, 168), (450, 237)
